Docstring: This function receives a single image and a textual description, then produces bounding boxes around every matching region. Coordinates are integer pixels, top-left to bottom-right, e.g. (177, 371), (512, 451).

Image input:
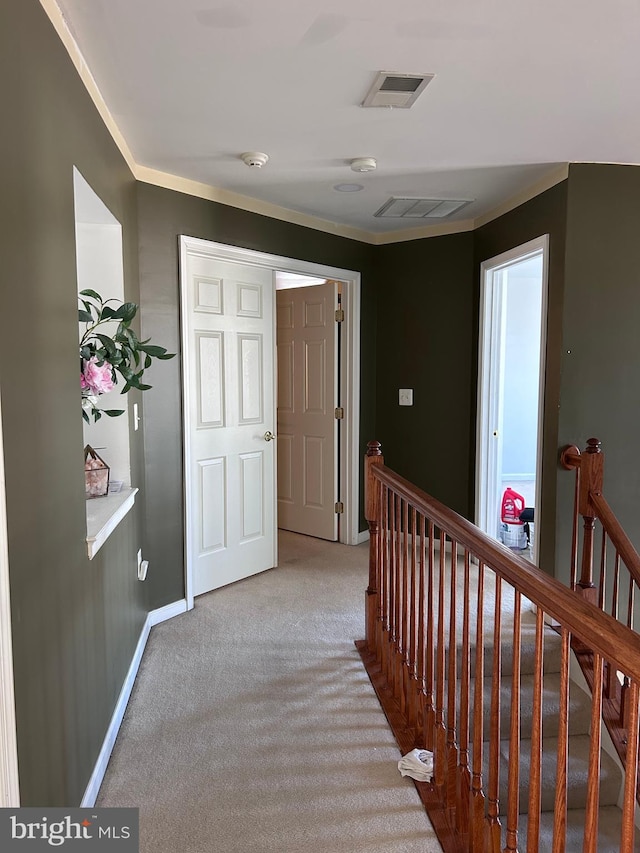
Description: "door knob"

(264, 431), (275, 442)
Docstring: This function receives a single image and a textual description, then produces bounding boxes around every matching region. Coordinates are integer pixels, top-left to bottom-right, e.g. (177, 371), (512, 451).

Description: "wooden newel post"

(577, 438), (604, 604)
(365, 440), (383, 651)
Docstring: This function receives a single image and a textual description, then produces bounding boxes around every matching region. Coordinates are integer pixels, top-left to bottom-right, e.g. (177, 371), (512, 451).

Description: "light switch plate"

(399, 388), (413, 406)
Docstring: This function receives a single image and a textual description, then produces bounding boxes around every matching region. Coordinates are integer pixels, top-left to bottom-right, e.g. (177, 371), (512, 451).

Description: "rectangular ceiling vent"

(361, 71), (434, 109)
(374, 197), (473, 219)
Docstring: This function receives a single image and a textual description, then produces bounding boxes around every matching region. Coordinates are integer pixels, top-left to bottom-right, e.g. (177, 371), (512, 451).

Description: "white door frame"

(476, 234), (549, 562)
(180, 237), (361, 609)
(0, 391), (20, 806)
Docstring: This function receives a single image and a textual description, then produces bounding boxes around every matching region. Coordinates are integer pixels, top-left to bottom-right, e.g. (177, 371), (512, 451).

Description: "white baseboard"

(81, 598), (187, 806)
(357, 530), (370, 545)
(149, 598), (188, 626)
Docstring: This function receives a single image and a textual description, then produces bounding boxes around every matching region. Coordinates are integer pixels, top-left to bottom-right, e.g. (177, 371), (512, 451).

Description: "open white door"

(181, 238), (277, 599)
(476, 235), (548, 562)
(276, 281), (338, 540)
(0, 390), (20, 806)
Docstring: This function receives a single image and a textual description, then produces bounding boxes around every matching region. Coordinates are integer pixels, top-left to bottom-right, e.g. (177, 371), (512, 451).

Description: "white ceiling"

(54, 0), (640, 240)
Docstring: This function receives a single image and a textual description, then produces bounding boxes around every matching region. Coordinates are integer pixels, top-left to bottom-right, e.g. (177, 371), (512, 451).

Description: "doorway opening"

(275, 273), (344, 542)
(179, 237), (361, 605)
(476, 235), (549, 563)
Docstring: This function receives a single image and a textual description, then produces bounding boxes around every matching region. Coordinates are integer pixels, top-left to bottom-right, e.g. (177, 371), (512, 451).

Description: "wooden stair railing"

(562, 439), (640, 794)
(357, 440), (640, 853)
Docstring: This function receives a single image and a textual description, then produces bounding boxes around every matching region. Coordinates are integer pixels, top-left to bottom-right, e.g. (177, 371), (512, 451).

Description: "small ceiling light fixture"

(240, 151), (269, 168)
(334, 183), (364, 192)
(350, 157), (377, 173)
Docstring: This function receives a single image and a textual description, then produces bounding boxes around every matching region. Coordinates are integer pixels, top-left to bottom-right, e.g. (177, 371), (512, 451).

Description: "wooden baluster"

(503, 589), (521, 853)
(394, 495), (403, 705)
(456, 549), (472, 839)
(416, 513), (426, 748)
(387, 491), (397, 689)
(552, 627), (570, 853)
(621, 575), (635, 729)
(446, 540), (459, 817)
(620, 679), (639, 852)
(571, 463), (581, 589)
(577, 438), (604, 606)
(434, 528), (447, 794)
(408, 506), (419, 733)
(399, 499), (409, 718)
(485, 575), (502, 852)
(598, 529), (607, 610)
(607, 552), (621, 700)
(365, 441), (383, 651)
(527, 607), (545, 852)
(583, 653), (603, 853)
(471, 562), (486, 853)
(424, 520), (436, 752)
(379, 484), (389, 671)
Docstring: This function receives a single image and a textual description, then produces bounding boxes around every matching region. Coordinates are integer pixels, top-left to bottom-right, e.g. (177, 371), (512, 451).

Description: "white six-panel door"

(181, 242), (277, 597)
(276, 282), (338, 541)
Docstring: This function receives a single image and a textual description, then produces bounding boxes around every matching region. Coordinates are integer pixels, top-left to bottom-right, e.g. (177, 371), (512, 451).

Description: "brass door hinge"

(335, 407), (344, 419)
(335, 501), (344, 513)
(335, 308), (345, 323)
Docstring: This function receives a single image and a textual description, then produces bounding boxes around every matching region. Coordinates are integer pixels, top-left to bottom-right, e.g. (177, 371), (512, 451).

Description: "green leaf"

(157, 352), (176, 360)
(100, 305), (116, 320)
(103, 409), (125, 417)
(112, 302), (138, 322)
(80, 346), (92, 360)
(95, 334), (117, 357)
(82, 409), (90, 424)
(137, 383), (152, 391)
(78, 309), (92, 323)
(139, 344), (166, 357)
(120, 383), (132, 394)
(144, 355), (152, 369)
(79, 289), (103, 302)
(94, 410), (102, 421)
(118, 364), (134, 381)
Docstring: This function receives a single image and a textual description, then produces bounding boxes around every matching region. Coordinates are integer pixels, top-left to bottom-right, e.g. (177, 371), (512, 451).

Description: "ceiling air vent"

(361, 71), (434, 109)
(374, 198), (473, 219)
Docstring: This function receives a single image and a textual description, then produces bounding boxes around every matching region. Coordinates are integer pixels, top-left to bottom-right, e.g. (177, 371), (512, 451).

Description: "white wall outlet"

(137, 548), (148, 580)
(133, 402), (140, 431)
(399, 388), (414, 406)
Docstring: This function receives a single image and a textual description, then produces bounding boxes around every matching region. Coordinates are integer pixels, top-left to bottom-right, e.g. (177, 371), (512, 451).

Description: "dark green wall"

(0, 1), (147, 805)
(555, 164), (640, 584)
(474, 182), (568, 574)
(136, 183), (377, 608)
(374, 233), (475, 517)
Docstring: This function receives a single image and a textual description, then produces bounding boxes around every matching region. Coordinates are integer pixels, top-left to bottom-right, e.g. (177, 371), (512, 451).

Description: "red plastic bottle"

(501, 488), (525, 525)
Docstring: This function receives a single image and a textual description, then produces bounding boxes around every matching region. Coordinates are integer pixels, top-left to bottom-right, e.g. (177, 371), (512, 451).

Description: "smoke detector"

(350, 157), (377, 173)
(241, 151), (269, 168)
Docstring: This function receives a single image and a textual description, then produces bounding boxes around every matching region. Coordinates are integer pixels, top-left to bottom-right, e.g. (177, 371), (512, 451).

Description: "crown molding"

(135, 166), (376, 244)
(472, 163), (570, 230)
(42, 0), (570, 246)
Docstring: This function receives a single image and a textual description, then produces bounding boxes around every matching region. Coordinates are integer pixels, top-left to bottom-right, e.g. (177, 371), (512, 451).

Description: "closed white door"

(276, 281), (338, 540)
(182, 242), (277, 597)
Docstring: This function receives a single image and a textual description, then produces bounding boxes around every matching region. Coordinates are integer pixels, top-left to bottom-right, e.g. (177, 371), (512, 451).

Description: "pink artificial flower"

(80, 372), (90, 391)
(82, 357), (115, 396)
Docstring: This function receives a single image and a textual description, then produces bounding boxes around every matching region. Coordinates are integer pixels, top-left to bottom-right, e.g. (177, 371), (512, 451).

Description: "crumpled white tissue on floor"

(397, 748), (434, 782)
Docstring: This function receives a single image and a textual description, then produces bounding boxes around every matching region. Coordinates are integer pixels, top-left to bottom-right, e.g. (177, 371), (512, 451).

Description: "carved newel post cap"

(366, 440), (382, 457)
(586, 437), (602, 454)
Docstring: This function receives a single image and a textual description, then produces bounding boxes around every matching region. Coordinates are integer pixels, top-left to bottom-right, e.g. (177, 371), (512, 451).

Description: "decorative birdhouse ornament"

(84, 445), (110, 498)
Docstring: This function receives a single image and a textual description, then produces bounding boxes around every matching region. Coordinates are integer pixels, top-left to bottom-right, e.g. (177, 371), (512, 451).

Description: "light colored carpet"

(97, 531), (443, 853)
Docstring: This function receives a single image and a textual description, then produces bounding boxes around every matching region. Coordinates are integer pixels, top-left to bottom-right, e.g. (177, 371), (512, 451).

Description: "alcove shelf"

(85, 488), (138, 560)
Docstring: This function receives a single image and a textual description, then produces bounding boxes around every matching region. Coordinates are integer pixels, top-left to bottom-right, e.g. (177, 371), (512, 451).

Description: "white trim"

(357, 530), (370, 545)
(0, 393), (20, 807)
(81, 598), (187, 806)
(180, 237), (361, 608)
(475, 235), (549, 564)
(148, 599), (188, 627)
(86, 488), (138, 560)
